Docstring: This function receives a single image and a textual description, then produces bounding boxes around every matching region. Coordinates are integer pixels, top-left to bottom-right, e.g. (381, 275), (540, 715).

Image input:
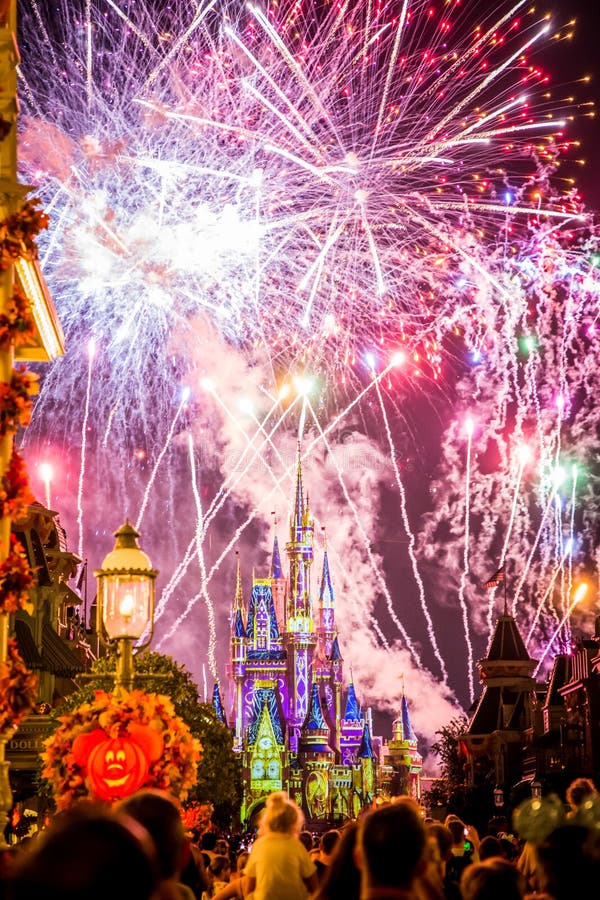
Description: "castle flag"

(484, 564), (505, 589)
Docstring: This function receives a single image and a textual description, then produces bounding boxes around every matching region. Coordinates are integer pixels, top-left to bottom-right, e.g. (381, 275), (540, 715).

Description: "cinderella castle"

(211, 450), (423, 827)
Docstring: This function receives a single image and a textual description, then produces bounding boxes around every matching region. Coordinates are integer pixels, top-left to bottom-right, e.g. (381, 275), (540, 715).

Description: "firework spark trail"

(566, 466), (578, 643)
(159, 394), (397, 649)
(135, 388), (190, 531)
(188, 433), (217, 678)
(77, 339), (95, 560)
(154, 399), (300, 629)
(534, 584), (589, 676)
(200, 397), (298, 527)
(18, 0), (599, 710)
(525, 542), (572, 647)
(511, 487), (560, 615)
(458, 419), (475, 703)
(486, 449), (528, 632)
(373, 370), (448, 681)
(306, 398), (422, 667)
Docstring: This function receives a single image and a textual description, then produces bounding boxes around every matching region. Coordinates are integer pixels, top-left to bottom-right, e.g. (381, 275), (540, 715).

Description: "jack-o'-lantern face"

(72, 723), (164, 801)
(89, 737), (148, 800)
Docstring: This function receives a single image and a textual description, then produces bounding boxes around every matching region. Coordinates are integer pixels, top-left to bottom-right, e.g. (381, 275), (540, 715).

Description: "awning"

(14, 619), (44, 670)
(41, 623), (85, 677)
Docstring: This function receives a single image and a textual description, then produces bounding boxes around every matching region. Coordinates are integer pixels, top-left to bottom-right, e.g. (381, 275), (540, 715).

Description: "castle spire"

(234, 552), (243, 611)
(343, 680), (361, 722)
(212, 682), (228, 726)
(271, 531), (283, 579)
(319, 538), (334, 608)
(292, 442), (304, 539)
(232, 552), (246, 637)
(393, 692), (418, 743)
(357, 720), (375, 759)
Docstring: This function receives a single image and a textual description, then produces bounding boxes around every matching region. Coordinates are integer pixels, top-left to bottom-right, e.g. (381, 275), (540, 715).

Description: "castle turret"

(286, 446), (314, 629)
(284, 446), (317, 747)
(383, 692), (423, 800)
(340, 679), (365, 765)
(229, 554), (247, 749)
(270, 523), (286, 630)
(212, 682), (227, 726)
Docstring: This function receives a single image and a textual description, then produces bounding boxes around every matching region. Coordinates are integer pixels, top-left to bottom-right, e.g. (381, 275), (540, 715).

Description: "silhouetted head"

(461, 859), (524, 900)
(119, 788), (186, 881)
(9, 802), (157, 900)
(357, 799), (426, 891)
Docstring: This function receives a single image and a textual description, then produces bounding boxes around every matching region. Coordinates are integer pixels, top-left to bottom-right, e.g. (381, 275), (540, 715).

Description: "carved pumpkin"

(72, 722), (164, 801)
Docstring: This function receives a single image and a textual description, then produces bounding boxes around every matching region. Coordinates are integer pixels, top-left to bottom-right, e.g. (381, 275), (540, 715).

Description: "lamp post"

(94, 522), (157, 693)
(493, 786), (504, 808)
(531, 780), (542, 800)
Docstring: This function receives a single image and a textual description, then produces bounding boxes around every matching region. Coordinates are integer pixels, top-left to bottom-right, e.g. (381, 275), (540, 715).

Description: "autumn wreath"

(41, 689), (202, 811)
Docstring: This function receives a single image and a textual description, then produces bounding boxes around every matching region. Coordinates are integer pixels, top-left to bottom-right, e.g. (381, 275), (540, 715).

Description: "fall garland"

(0, 535), (34, 614)
(0, 451), (35, 521)
(0, 639), (38, 733)
(0, 197), (49, 737)
(0, 198), (49, 271)
(0, 368), (38, 438)
(41, 689), (202, 812)
(0, 284), (36, 350)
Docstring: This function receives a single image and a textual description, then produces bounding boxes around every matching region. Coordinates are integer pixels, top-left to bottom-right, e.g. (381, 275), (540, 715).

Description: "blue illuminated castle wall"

(212, 453), (423, 826)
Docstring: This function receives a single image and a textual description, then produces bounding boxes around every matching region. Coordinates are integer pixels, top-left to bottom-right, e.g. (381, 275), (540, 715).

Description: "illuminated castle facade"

(212, 452), (422, 827)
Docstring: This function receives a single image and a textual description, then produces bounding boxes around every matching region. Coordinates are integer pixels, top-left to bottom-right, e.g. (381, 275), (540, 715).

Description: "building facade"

(214, 451), (422, 828)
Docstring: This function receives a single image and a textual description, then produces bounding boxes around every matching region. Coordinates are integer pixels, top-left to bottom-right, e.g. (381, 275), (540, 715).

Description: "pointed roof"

(303, 683), (327, 730)
(271, 532), (283, 579)
(393, 694), (417, 743)
(234, 554), (244, 611)
(358, 721), (375, 759)
(319, 544), (334, 607)
(233, 608), (246, 638)
(212, 683), (227, 726)
(248, 687), (285, 745)
(292, 442), (304, 533)
(486, 614), (532, 662)
(330, 635), (342, 662)
(232, 554), (246, 635)
(343, 681), (361, 722)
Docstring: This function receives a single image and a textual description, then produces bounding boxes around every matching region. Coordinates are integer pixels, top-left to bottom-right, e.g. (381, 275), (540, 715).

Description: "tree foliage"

(424, 714), (469, 809)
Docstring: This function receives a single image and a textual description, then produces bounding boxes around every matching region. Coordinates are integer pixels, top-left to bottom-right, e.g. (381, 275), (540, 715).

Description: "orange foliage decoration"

(0, 639), (38, 733)
(41, 690), (202, 811)
(0, 535), (34, 614)
(0, 451), (35, 521)
(0, 368), (38, 438)
(0, 198), (49, 270)
(0, 284), (36, 350)
(181, 801), (214, 835)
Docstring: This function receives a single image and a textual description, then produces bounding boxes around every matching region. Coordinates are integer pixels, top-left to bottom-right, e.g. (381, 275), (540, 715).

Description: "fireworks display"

(17, 0), (600, 737)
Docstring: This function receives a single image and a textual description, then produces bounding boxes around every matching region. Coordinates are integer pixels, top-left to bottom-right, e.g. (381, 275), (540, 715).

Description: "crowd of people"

(1, 776), (599, 900)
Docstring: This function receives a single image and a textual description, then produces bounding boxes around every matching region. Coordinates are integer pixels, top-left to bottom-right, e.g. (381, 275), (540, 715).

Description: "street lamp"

(531, 780), (542, 800)
(94, 522), (157, 692)
(493, 786), (504, 808)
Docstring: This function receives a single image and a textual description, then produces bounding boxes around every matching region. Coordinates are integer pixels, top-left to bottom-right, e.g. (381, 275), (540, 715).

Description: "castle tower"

(298, 683), (334, 824)
(340, 679), (365, 765)
(270, 524), (286, 629)
(357, 720), (376, 811)
(284, 447), (316, 747)
(229, 554), (246, 749)
(212, 682), (227, 726)
(383, 692), (423, 800)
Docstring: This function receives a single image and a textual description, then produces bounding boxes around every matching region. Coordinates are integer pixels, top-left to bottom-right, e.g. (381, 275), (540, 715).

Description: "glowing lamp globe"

(95, 522), (157, 641)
